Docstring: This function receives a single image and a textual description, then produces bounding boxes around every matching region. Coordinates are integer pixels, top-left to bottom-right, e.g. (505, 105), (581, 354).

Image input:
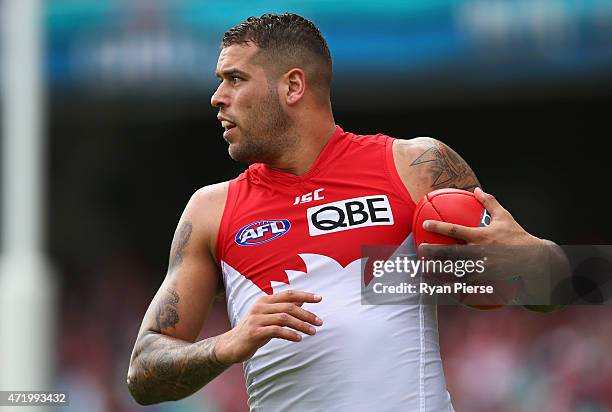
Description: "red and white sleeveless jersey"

(217, 126), (454, 412)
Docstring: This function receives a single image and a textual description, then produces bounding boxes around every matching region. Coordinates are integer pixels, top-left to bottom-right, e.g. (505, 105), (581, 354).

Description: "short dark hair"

(222, 13), (332, 97)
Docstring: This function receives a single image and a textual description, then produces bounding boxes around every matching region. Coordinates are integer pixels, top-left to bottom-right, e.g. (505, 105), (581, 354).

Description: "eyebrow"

(216, 68), (250, 79)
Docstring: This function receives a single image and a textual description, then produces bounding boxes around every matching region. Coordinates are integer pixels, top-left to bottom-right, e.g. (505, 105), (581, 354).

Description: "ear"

(282, 68), (306, 105)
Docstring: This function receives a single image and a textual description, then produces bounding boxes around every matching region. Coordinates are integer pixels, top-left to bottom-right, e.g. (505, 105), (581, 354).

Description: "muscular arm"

(127, 183), (324, 405)
(127, 183), (230, 405)
(393, 137), (568, 312)
(392, 136), (480, 202)
(127, 331), (227, 405)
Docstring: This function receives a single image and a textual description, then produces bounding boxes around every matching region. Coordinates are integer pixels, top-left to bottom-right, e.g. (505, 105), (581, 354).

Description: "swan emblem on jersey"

(235, 219), (291, 246)
(223, 253), (364, 296)
(271, 254), (363, 293)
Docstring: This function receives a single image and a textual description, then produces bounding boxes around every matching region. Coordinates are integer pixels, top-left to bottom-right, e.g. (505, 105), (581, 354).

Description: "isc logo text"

(293, 188), (324, 205)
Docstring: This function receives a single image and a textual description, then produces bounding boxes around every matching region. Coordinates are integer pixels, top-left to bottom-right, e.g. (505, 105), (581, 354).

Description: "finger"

(260, 325), (302, 342)
(261, 313), (317, 336)
(264, 290), (322, 305)
(423, 220), (479, 242)
(474, 188), (505, 218)
(261, 303), (323, 326)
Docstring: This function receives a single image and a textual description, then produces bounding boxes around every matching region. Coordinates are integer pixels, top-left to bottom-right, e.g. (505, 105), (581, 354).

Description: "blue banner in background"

(44, 0), (612, 100)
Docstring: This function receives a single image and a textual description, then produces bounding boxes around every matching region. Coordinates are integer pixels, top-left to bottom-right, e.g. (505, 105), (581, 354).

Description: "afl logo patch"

(235, 219), (291, 246)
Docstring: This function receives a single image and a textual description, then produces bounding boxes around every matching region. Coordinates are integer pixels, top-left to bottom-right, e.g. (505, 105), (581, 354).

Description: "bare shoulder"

(392, 137), (480, 203)
(392, 136), (434, 166)
(181, 181), (230, 259)
(188, 181), (230, 214)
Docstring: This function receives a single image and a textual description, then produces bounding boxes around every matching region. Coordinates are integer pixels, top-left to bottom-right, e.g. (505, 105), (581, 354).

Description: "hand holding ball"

(412, 188), (516, 310)
(412, 188), (491, 248)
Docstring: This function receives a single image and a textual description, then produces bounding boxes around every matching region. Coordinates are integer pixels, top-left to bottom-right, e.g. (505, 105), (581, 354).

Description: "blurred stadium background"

(1, 0), (612, 411)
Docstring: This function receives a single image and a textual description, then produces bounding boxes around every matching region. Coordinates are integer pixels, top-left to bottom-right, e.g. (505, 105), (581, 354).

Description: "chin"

(227, 145), (240, 161)
(228, 145), (252, 164)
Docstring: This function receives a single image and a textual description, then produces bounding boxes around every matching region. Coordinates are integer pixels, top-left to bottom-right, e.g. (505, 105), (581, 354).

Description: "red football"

(412, 188), (490, 248)
(412, 189), (509, 310)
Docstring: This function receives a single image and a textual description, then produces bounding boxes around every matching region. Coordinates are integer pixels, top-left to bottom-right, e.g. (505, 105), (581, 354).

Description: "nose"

(211, 82), (228, 108)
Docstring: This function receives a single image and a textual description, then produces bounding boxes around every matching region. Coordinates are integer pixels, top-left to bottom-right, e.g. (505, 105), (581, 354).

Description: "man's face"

(211, 43), (293, 164)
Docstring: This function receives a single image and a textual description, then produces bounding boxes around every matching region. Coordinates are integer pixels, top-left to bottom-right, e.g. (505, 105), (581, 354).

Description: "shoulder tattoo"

(410, 139), (480, 191)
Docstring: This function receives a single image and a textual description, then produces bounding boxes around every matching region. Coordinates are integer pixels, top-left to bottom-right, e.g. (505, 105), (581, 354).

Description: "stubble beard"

(228, 87), (296, 165)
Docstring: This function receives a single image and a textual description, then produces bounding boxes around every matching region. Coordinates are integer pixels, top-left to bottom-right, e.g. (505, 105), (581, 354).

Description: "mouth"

(221, 120), (236, 130)
(221, 120), (237, 139)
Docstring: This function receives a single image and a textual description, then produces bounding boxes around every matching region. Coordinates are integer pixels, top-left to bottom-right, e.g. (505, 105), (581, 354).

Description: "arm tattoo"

(168, 221), (192, 273)
(155, 288), (180, 332)
(410, 139), (480, 191)
(127, 333), (229, 405)
(128, 219), (229, 404)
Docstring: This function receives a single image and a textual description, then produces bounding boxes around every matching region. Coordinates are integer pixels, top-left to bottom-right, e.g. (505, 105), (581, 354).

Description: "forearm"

(127, 331), (229, 405)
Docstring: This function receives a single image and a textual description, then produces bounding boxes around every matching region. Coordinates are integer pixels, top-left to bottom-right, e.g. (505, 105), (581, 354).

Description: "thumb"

(474, 187), (504, 217)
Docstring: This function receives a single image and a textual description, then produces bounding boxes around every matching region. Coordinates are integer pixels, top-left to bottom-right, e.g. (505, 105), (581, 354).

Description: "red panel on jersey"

(217, 126), (416, 294)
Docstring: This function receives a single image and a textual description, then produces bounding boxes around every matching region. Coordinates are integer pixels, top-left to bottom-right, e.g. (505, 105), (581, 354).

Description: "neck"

(266, 114), (336, 176)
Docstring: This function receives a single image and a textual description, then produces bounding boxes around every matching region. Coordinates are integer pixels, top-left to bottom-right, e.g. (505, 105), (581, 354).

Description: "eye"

(231, 76), (242, 84)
